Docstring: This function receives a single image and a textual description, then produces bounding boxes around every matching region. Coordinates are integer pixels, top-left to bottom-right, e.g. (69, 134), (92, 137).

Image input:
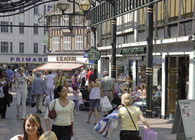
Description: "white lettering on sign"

(56, 56), (76, 62)
(10, 57), (47, 63)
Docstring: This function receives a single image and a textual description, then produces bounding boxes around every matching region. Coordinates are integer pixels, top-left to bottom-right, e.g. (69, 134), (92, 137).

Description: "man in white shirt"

(78, 67), (86, 87)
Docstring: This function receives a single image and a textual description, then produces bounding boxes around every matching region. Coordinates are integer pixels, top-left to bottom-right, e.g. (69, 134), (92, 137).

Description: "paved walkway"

(0, 92), (177, 140)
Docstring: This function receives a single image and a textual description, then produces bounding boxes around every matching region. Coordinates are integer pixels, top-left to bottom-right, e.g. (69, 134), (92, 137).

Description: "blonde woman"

(118, 93), (151, 140)
(15, 67), (32, 119)
(39, 131), (57, 140)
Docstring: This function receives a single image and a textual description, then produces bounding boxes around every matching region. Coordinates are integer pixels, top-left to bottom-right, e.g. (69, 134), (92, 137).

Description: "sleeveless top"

(90, 87), (101, 100)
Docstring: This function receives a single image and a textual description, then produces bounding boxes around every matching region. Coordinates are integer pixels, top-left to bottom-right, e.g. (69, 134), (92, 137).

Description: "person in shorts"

(87, 74), (103, 125)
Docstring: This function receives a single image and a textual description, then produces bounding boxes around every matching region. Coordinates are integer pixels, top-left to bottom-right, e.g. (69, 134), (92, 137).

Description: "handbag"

(124, 106), (142, 140)
(48, 100), (57, 119)
(54, 77), (62, 99)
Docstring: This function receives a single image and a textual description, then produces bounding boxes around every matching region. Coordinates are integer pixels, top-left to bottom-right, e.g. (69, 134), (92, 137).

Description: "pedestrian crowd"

(0, 65), (151, 140)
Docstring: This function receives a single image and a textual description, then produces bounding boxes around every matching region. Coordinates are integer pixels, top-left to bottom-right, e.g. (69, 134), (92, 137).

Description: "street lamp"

(79, 0), (91, 12)
(57, 2), (70, 15)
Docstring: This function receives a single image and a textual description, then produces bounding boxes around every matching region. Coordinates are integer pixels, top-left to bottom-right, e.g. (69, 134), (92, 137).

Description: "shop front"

(0, 54), (47, 71)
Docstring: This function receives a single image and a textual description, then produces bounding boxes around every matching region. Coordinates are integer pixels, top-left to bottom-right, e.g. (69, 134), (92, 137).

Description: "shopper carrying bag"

(118, 93), (151, 140)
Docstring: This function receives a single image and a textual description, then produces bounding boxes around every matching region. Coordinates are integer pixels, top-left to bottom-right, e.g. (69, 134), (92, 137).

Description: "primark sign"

(0, 55), (47, 63)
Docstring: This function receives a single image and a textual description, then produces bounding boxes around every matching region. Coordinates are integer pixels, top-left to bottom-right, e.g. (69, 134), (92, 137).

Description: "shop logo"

(88, 48), (101, 61)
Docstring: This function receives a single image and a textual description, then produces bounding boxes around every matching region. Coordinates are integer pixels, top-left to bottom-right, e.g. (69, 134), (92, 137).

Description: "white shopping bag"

(43, 96), (51, 106)
(100, 96), (113, 112)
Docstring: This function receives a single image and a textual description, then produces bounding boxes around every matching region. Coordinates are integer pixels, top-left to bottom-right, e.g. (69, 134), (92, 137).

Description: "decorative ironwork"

(89, 0), (161, 26)
(0, 0), (58, 17)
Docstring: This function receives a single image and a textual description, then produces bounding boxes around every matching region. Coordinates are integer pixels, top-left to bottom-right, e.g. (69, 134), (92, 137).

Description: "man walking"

(101, 71), (115, 102)
(32, 72), (46, 113)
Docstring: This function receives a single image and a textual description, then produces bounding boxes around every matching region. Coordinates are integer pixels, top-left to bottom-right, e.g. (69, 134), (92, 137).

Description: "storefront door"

(166, 56), (189, 118)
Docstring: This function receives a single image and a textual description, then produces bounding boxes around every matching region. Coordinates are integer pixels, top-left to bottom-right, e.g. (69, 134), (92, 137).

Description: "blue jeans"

(27, 85), (34, 104)
(73, 100), (79, 111)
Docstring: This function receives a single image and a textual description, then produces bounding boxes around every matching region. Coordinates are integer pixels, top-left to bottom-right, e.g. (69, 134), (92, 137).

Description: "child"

(73, 84), (79, 114)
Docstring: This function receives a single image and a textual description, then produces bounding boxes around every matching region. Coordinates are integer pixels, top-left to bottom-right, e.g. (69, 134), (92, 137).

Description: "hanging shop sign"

(88, 47), (101, 61)
(120, 47), (146, 55)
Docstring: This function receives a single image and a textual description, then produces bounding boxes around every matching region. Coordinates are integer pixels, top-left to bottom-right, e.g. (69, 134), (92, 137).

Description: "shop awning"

(34, 62), (84, 71)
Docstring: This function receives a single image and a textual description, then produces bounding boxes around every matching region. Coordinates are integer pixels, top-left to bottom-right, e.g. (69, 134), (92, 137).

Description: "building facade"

(45, 3), (94, 80)
(0, 2), (53, 70)
(96, 0), (195, 119)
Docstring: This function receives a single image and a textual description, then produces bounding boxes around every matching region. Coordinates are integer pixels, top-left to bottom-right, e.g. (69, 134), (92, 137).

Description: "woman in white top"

(44, 70), (55, 100)
(87, 74), (103, 125)
(14, 67), (32, 120)
(44, 85), (74, 140)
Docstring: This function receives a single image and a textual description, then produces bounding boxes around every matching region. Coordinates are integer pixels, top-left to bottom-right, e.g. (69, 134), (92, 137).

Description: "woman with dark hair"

(0, 69), (10, 118)
(44, 85), (74, 140)
(10, 113), (44, 140)
(87, 74), (103, 124)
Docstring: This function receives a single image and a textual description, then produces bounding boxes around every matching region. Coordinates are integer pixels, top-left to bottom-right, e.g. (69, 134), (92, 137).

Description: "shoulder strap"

(48, 99), (56, 111)
(124, 106), (138, 131)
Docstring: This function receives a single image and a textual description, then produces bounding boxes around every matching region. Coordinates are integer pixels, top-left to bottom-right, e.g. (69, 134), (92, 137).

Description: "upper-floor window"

(10, 22), (13, 33)
(44, 24), (47, 35)
(52, 15), (69, 26)
(19, 22), (24, 34)
(1, 42), (8, 53)
(48, 5), (52, 12)
(34, 24), (38, 34)
(44, 5), (47, 15)
(34, 6), (38, 15)
(74, 16), (83, 26)
(1, 21), (9, 32)
(19, 42), (24, 53)
(52, 37), (60, 50)
(75, 36), (83, 50)
(44, 45), (47, 54)
(63, 36), (71, 50)
(10, 42), (13, 53)
(19, 8), (24, 13)
(34, 43), (38, 54)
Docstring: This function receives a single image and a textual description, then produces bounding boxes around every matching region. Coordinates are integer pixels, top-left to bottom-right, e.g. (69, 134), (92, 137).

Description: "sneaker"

(75, 112), (79, 115)
(16, 114), (19, 118)
(21, 117), (25, 120)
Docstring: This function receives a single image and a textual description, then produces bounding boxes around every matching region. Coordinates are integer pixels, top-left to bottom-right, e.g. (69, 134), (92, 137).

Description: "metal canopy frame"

(90, 0), (161, 26)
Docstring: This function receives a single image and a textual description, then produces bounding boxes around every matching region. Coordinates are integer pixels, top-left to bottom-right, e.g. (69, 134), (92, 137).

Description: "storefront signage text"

(56, 56), (76, 61)
(10, 57), (47, 63)
(120, 47), (146, 55)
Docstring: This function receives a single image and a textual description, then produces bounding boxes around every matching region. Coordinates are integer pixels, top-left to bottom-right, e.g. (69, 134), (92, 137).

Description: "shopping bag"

(100, 96), (113, 112)
(44, 96), (51, 106)
(143, 129), (158, 140)
(94, 109), (118, 138)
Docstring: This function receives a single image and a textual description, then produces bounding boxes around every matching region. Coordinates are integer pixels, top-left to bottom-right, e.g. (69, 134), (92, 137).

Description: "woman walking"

(118, 93), (151, 140)
(0, 69), (10, 118)
(44, 85), (74, 140)
(53, 69), (69, 99)
(15, 67), (32, 119)
(87, 74), (103, 125)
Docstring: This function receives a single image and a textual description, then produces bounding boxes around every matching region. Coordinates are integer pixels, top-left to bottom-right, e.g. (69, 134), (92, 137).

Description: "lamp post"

(146, 0), (154, 118)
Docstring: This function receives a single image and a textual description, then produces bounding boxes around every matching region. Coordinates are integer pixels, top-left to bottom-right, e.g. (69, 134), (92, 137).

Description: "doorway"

(165, 55), (189, 118)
